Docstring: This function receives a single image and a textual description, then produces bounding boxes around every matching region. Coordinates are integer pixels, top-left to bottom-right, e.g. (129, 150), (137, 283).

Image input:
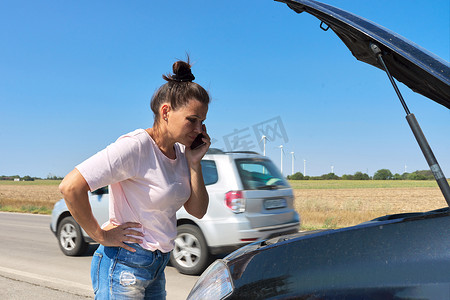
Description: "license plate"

(264, 199), (287, 210)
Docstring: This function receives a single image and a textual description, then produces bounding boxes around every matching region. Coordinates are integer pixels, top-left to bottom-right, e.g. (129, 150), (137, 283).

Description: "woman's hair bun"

(163, 59), (195, 82)
(151, 55), (209, 119)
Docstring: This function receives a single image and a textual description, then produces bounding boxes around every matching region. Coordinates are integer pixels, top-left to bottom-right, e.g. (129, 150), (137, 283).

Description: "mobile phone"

(190, 133), (205, 150)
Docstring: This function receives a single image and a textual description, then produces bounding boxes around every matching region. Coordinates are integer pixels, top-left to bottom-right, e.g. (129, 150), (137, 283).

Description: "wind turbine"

(260, 135), (270, 156)
(290, 151), (295, 175)
(279, 145), (284, 175)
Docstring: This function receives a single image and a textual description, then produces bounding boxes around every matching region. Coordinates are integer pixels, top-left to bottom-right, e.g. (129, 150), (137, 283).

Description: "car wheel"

(170, 224), (210, 275)
(57, 216), (88, 256)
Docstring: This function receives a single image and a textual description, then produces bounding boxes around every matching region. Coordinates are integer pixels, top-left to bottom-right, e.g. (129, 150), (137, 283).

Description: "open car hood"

(276, 0), (450, 109)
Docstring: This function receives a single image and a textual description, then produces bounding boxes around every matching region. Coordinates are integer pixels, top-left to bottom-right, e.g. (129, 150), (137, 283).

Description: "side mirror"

(91, 186), (109, 195)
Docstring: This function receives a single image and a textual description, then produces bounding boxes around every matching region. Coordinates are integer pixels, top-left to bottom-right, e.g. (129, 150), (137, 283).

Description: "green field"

(288, 180), (440, 189)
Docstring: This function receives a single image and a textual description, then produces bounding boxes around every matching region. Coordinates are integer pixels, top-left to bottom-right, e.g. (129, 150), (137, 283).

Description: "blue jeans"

(91, 244), (170, 300)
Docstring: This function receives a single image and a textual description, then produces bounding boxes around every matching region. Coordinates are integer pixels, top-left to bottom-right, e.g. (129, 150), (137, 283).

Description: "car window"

(201, 160), (218, 185)
(235, 158), (290, 190)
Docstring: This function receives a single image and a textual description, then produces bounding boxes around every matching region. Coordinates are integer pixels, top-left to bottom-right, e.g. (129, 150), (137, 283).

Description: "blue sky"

(1, 0), (449, 178)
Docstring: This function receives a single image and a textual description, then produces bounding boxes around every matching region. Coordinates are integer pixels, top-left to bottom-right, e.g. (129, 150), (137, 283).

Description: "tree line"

(0, 174), (64, 181)
(1, 169), (437, 182)
(287, 169), (436, 180)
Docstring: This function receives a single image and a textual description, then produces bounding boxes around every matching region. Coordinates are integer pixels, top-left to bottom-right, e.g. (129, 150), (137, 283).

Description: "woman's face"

(166, 99), (208, 146)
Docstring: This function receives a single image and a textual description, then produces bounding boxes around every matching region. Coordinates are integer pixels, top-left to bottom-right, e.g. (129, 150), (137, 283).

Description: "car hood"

(276, 0), (450, 109)
(226, 207), (449, 259)
(223, 207), (449, 276)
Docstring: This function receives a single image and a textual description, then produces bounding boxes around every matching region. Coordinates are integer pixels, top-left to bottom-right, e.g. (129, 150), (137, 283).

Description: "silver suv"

(50, 149), (300, 275)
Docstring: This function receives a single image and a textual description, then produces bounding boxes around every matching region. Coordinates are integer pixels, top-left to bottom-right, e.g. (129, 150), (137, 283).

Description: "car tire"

(57, 216), (88, 256)
(170, 224), (211, 275)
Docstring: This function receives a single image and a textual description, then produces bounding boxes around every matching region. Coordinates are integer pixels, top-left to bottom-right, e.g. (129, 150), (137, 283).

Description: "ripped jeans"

(91, 244), (170, 300)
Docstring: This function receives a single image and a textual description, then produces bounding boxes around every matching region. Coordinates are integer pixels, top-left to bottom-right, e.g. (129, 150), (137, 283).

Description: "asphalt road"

(0, 212), (199, 299)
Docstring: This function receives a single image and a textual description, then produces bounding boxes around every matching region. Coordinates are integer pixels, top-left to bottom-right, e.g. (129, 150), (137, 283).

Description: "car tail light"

(225, 191), (245, 213)
(240, 238), (258, 242)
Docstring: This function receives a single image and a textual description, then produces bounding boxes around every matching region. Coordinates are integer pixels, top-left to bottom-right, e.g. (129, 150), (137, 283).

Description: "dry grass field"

(0, 180), (61, 214)
(0, 180), (448, 230)
(294, 186), (447, 230)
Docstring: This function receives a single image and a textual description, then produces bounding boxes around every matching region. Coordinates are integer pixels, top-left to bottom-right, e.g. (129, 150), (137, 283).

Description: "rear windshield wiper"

(257, 184), (282, 190)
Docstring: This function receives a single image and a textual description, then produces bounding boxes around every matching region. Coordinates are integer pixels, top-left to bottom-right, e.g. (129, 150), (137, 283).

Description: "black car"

(187, 0), (450, 299)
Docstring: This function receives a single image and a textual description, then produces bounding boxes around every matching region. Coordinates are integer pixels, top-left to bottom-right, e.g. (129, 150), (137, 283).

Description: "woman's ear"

(161, 104), (171, 121)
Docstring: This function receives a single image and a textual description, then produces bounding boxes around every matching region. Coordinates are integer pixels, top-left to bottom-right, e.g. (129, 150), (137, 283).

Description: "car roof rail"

(206, 148), (262, 156)
(206, 148), (225, 154)
(224, 150), (262, 155)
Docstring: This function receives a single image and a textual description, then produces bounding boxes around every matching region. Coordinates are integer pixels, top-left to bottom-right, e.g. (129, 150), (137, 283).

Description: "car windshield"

(235, 158), (290, 190)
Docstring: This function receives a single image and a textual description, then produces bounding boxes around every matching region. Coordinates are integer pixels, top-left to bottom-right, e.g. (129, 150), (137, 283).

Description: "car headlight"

(187, 260), (233, 300)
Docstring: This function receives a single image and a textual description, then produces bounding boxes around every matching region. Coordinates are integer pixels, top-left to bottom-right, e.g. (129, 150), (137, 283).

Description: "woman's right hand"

(101, 222), (144, 252)
(59, 169), (144, 253)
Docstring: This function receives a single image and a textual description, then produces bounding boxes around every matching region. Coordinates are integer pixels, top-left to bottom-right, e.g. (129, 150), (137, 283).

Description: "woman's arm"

(184, 163), (209, 219)
(59, 169), (143, 252)
(184, 125), (211, 219)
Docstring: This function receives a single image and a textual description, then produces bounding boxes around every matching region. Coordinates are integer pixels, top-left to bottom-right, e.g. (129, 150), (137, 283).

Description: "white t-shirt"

(76, 129), (191, 253)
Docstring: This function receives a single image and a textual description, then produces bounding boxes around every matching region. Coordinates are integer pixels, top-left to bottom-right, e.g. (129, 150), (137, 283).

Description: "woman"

(59, 58), (211, 299)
